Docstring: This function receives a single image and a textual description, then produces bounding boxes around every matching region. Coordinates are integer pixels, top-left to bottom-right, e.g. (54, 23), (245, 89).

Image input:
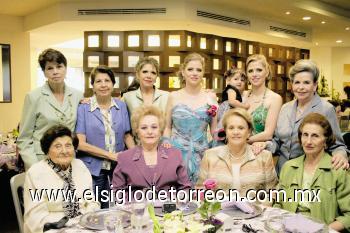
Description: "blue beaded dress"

(170, 104), (212, 184)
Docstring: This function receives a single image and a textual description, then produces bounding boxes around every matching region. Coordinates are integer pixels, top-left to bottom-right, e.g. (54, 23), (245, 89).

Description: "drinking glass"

(131, 200), (146, 232)
(104, 214), (121, 233)
(176, 192), (189, 212)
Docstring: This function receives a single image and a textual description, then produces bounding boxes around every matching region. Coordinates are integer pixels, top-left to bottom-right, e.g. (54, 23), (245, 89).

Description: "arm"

(227, 89), (249, 109)
(175, 150), (192, 189)
(124, 133), (135, 149)
(23, 172), (51, 233)
(121, 102), (135, 149)
(195, 151), (210, 189)
(331, 170), (350, 231)
(77, 134), (118, 161)
(17, 94), (38, 169)
(248, 94), (282, 143)
(163, 93), (174, 138)
(263, 151), (278, 190)
(208, 93), (218, 137)
(325, 107), (349, 169)
(111, 157), (127, 191)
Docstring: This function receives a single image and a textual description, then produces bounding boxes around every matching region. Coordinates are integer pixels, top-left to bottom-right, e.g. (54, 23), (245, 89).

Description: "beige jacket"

(122, 87), (169, 116)
(197, 145), (278, 196)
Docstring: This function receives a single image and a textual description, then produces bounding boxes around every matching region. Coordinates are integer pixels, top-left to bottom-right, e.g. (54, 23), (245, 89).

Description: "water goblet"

(104, 214), (120, 233)
(176, 191), (189, 212)
(131, 200), (146, 232)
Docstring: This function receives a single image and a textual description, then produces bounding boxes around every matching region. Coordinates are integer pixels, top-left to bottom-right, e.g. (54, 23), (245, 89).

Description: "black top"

(221, 84), (242, 103)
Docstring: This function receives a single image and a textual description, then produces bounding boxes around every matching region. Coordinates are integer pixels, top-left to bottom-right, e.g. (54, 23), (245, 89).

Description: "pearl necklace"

(229, 150), (246, 160)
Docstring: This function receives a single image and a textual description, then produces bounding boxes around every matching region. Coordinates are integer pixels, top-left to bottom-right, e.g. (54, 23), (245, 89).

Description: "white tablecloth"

(49, 205), (338, 233)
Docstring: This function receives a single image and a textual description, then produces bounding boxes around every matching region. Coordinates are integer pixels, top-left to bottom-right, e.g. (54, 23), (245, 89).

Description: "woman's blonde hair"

(135, 57), (160, 80)
(178, 53), (205, 84)
(289, 59), (319, 83)
(131, 105), (165, 137)
(246, 54), (271, 84)
(222, 108), (253, 131)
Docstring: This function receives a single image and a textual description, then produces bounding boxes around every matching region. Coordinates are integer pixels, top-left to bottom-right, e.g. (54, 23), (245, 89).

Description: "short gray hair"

(289, 59), (319, 83)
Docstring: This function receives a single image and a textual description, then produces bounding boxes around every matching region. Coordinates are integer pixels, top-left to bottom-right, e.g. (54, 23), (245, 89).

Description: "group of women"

(18, 48), (350, 233)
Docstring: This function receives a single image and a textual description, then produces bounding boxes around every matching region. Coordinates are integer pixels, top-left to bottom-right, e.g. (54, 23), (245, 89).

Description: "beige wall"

(331, 47), (350, 99)
(0, 15), (30, 133)
(311, 46), (350, 100)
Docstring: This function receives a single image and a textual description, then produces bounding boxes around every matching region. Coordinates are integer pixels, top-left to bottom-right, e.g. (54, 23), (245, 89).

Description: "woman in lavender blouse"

(112, 105), (191, 194)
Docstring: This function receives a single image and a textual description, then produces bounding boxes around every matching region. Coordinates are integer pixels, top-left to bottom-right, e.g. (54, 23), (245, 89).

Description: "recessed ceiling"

(0, 0), (349, 47)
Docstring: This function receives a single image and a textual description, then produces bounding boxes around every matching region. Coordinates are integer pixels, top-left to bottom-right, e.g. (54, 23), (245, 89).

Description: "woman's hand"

(251, 142), (266, 155)
(79, 97), (90, 104)
(331, 152), (349, 170)
(108, 152), (118, 162)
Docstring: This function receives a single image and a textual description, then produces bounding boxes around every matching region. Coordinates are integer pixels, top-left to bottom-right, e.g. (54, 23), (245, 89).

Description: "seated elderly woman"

(23, 125), (99, 233)
(197, 108), (278, 197)
(274, 113), (350, 232)
(112, 105), (191, 195)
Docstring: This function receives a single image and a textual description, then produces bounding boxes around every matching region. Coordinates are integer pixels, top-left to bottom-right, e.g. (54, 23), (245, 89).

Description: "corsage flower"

(206, 104), (218, 117)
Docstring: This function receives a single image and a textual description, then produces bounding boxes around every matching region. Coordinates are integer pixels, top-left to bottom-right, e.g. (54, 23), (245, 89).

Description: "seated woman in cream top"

(197, 108), (277, 196)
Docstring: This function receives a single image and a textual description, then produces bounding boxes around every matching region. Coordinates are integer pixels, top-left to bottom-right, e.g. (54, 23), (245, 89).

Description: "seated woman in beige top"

(197, 108), (278, 197)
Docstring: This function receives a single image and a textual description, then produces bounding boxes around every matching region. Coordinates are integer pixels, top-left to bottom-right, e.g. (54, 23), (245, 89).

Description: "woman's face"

(301, 123), (326, 157)
(44, 61), (67, 85)
(292, 71), (317, 104)
(182, 60), (204, 87)
(92, 73), (114, 98)
(137, 115), (161, 146)
(137, 64), (157, 89)
(48, 136), (75, 169)
(227, 73), (245, 92)
(247, 60), (268, 87)
(225, 115), (251, 146)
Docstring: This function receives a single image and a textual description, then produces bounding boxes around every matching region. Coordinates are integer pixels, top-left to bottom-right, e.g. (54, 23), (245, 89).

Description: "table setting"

(47, 198), (337, 233)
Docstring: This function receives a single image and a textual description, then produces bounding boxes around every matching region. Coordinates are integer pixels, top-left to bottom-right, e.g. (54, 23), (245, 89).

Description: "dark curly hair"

(38, 48), (67, 71)
(298, 113), (335, 149)
(40, 125), (79, 154)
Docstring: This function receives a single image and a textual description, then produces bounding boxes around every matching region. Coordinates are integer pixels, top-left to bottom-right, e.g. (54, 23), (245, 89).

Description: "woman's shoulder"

(205, 145), (227, 156)
(266, 89), (282, 101)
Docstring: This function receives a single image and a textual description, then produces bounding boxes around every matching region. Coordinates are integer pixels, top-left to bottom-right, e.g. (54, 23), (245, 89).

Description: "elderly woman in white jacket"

(23, 125), (99, 233)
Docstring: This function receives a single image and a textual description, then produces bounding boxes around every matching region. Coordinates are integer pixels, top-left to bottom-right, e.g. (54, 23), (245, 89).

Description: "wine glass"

(131, 200), (146, 232)
(177, 192), (189, 212)
(104, 214), (120, 233)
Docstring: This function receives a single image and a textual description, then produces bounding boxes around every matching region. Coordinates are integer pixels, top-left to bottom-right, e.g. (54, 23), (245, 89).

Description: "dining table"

(47, 203), (339, 233)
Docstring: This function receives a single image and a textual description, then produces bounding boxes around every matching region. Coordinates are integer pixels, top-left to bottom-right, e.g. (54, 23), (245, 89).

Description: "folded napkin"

(221, 201), (255, 214)
(283, 214), (324, 233)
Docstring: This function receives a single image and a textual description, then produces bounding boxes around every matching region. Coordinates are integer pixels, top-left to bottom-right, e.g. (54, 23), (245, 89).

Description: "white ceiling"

(1, 0), (349, 47)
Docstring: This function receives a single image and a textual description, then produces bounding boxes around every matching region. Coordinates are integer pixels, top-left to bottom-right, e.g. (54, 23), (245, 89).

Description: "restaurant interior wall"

(0, 15), (30, 133)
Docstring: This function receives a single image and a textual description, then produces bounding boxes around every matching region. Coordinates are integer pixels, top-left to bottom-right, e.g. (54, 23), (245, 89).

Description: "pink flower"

(203, 179), (217, 190)
(207, 104), (218, 117)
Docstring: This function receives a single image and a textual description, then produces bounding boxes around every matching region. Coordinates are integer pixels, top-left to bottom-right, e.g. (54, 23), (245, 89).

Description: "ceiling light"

(315, 42), (319, 46)
(321, 21), (326, 24)
(336, 40), (343, 43)
(346, 27), (350, 31)
(302, 16), (311, 20)
(285, 11), (290, 15)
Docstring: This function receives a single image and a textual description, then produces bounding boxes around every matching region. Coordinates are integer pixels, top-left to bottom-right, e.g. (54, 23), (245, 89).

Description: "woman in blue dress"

(164, 53), (218, 184)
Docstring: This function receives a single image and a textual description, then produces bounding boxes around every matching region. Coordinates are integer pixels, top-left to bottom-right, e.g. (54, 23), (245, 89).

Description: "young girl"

(215, 68), (249, 142)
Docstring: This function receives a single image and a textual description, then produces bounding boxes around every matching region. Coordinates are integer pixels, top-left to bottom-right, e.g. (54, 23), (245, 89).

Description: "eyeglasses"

(242, 224), (260, 233)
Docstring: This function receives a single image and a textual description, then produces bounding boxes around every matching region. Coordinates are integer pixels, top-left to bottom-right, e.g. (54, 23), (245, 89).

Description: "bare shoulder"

(266, 89), (282, 104)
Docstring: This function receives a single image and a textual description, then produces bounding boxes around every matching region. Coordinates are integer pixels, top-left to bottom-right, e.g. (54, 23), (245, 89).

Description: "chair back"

(10, 172), (26, 233)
